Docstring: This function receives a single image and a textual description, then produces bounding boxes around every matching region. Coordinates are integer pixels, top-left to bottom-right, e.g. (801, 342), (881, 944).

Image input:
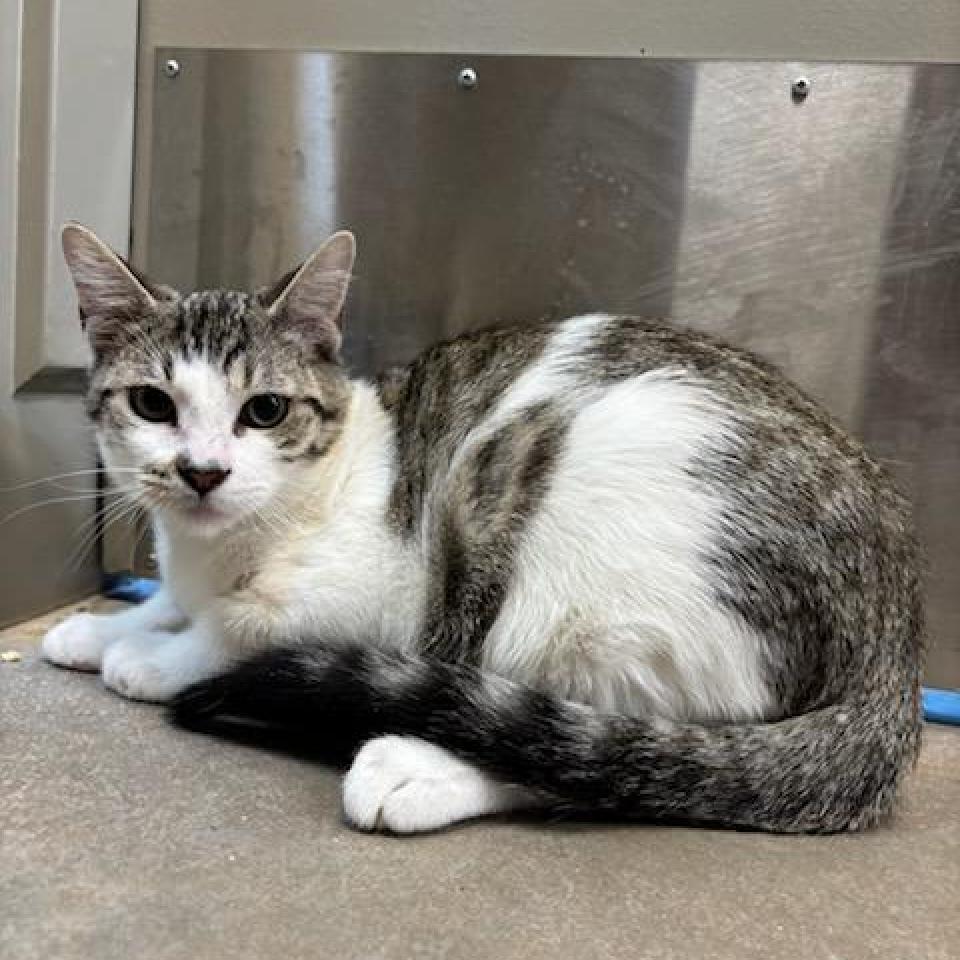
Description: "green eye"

(239, 393), (290, 429)
(129, 386), (176, 424)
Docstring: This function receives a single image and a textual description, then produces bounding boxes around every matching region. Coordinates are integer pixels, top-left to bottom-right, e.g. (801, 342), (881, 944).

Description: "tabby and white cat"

(44, 223), (922, 834)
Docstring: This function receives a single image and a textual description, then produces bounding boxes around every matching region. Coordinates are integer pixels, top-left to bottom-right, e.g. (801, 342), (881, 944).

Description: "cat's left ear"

(262, 231), (356, 359)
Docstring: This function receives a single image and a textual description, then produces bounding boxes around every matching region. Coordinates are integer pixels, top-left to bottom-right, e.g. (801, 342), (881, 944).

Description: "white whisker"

(65, 495), (145, 573)
(0, 467), (140, 496)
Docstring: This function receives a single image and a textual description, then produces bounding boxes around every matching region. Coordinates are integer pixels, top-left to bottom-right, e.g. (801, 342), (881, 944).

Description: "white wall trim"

(142, 0), (960, 64)
(40, 0), (139, 373)
(0, 0), (24, 397)
(1, 0), (138, 390)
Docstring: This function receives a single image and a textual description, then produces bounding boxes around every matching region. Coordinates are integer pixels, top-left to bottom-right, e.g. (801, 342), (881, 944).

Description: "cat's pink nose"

(177, 464), (230, 497)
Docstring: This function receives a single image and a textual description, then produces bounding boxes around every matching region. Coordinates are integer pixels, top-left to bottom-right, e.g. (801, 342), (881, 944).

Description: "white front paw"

(42, 613), (111, 672)
(102, 636), (179, 703)
(343, 735), (508, 834)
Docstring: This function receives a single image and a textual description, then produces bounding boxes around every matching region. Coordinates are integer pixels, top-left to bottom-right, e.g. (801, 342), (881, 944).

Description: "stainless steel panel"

(139, 52), (960, 686)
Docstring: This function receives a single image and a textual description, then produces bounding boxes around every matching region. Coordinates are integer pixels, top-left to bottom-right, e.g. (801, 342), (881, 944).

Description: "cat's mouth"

(179, 497), (230, 526)
(148, 481), (250, 534)
(185, 499), (224, 516)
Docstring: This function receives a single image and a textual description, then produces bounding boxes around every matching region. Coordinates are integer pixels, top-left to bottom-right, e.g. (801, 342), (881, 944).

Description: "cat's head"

(62, 223), (356, 537)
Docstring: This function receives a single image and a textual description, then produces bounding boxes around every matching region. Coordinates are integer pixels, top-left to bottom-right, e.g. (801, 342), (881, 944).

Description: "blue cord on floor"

(101, 572), (160, 604)
(922, 688), (960, 726)
(100, 572), (960, 726)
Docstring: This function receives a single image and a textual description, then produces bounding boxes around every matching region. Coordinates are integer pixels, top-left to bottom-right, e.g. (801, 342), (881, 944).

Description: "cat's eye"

(239, 393), (290, 429)
(128, 386), (176, 424)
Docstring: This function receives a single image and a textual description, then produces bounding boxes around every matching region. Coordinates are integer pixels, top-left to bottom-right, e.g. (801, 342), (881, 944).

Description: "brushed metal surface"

(139, 52), (960, 686)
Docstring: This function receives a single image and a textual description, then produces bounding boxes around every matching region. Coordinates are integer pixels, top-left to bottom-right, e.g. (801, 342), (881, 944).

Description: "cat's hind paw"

(343, 735), (529, 834)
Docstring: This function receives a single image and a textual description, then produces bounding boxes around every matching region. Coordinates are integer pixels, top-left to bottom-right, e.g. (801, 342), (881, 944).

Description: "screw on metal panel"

(163, 58), (181, 79)
(457, 67), (478, 90)
(791, 76), (811, 100)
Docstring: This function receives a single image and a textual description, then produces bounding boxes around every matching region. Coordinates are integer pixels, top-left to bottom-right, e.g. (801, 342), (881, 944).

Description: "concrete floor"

(2, 602), (958, 960)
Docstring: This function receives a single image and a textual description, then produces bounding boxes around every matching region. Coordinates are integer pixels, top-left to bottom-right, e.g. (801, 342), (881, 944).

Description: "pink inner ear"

(277, 302), (343, 359)
(287, 270), (351, 327)
(266, 231), (355, 357)
(62, 225), (157, 333)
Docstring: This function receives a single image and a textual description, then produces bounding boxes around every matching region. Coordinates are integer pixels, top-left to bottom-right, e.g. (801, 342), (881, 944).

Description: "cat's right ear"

(61, 222), (158, 346)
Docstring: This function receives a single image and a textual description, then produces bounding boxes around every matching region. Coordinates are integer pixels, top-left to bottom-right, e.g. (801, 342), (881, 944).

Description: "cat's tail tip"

(170, 657), (269, 728)
(170, 676), (231, 728)
(170, 648), (330, 730)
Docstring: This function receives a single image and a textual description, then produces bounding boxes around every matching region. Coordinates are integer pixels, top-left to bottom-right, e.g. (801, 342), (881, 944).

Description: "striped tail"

(171, 642), (920, 834)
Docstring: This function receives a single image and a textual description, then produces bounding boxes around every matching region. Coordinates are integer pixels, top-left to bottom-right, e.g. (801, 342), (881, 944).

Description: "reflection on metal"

(137, 52), (960, 686)
(457, 66), (478, 90)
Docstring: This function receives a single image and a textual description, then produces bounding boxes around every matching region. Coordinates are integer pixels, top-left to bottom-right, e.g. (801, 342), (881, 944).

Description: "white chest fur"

(156, 383), (425, 646)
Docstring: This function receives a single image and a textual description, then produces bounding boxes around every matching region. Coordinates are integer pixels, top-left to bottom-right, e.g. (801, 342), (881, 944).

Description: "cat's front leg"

(42, 587), (186, 672)
(213, 573), (303, 652)
(101, 614), (228, 703)
(100, 580), (294, 703)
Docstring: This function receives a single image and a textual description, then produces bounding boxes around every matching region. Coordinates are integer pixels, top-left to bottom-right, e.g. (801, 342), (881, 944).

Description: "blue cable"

(101, 572), (160, 604)
(922, 687), (960, 726)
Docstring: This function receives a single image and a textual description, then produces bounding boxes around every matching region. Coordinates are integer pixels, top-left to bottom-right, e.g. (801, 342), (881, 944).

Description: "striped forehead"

(174, 290), (256, 372)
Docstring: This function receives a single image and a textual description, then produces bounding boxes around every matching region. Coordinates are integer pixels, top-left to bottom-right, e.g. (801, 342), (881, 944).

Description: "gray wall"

(0, 0), (136, 625)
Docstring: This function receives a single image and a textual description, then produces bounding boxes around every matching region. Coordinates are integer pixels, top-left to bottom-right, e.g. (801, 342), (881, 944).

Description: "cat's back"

(372, 312), (917, 721)
(375, 313), (907, 553)
(376, 312), (862, 475)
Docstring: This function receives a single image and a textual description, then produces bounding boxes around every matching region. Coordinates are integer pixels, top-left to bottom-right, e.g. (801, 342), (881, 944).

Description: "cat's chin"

(165, 501), (242, 539)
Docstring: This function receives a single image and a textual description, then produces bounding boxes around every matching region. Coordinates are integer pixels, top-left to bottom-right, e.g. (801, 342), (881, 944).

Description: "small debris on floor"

(1, 650), (23, 663)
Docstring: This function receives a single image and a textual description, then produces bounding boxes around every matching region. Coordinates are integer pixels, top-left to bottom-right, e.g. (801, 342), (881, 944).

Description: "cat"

(44, 222), (923, 835)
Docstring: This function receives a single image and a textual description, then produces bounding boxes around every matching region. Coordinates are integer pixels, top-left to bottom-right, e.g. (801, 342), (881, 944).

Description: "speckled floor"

(2, 601), (958, 960)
